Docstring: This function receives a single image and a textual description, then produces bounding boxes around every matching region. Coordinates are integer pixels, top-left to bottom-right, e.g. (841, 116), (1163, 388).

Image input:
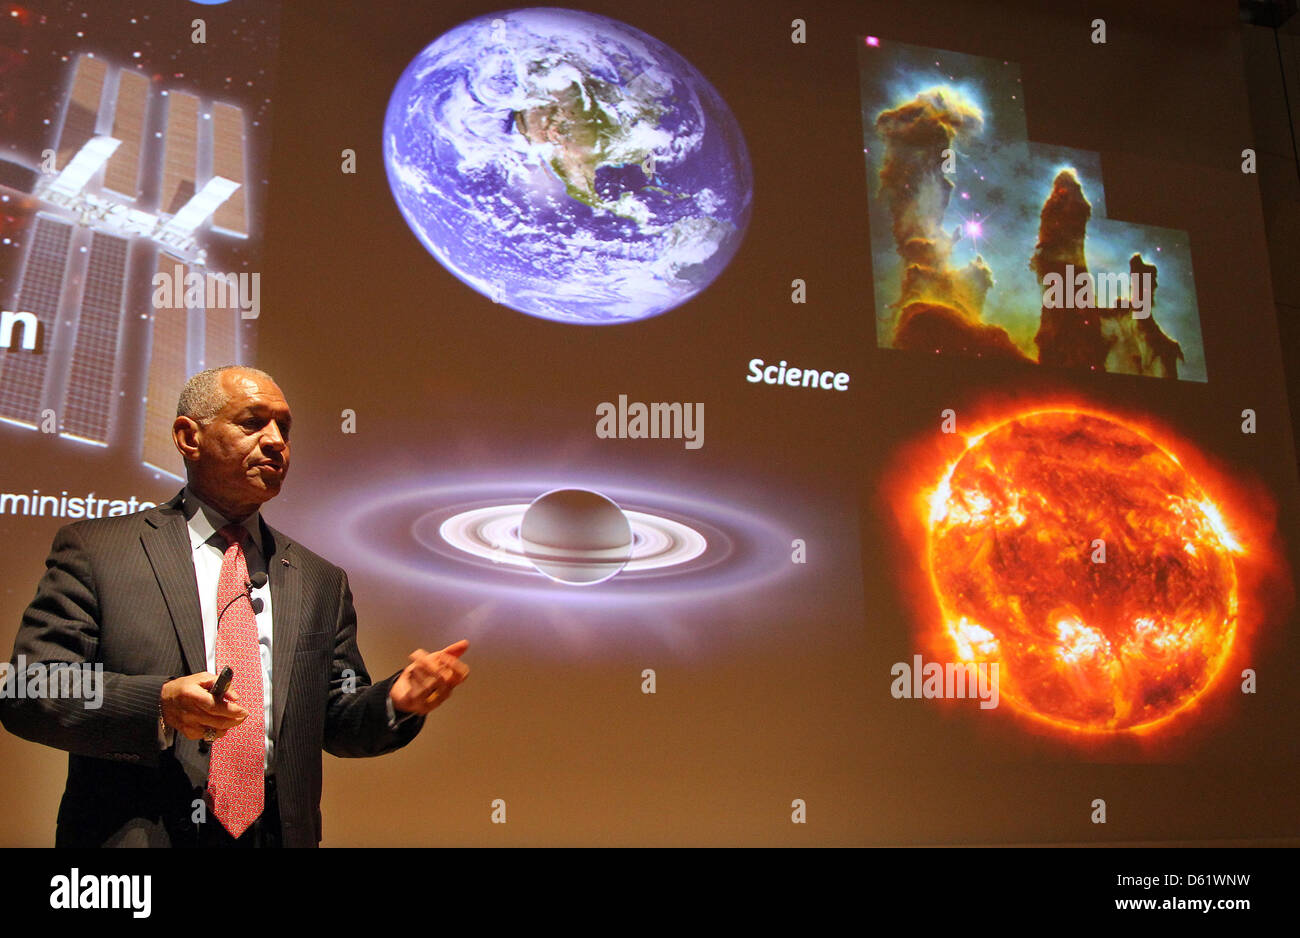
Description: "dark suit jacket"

(0, 490), (424, 847)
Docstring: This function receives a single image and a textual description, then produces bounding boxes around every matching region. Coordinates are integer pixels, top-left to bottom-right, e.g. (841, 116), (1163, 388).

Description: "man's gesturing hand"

(160, 672), (249, 740)
(389, 639), (470, 715)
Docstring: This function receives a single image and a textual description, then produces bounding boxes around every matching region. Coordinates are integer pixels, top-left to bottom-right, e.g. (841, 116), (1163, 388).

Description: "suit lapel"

(141, 491), (206, 675)
(263, 520), (302, 741)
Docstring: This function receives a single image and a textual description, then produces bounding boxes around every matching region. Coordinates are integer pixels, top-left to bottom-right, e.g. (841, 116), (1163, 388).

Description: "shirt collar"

(182, 487), (263, 556)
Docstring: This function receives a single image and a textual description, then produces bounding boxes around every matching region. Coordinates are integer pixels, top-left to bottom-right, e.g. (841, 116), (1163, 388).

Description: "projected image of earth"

(382, 7), (753, 325)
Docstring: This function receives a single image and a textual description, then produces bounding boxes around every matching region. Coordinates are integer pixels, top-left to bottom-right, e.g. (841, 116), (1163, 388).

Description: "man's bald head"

(177, 365), (278, 423)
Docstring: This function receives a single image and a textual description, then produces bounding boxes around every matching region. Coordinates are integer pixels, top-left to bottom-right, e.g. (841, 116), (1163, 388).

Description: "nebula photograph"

(860, 39), (1206, 381)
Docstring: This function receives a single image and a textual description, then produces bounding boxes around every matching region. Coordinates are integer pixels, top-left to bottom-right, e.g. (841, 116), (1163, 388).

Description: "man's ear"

(172, 416), (201, 462)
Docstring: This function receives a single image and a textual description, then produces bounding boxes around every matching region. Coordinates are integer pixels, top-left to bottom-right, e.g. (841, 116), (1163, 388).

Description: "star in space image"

(383, 7), (753, 325)
(889, 404), (1286, 739)
(859, 39), (1205, 381)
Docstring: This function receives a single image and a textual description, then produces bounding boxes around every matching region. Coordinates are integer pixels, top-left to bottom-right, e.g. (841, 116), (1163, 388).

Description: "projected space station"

(0, 52), (259, 477)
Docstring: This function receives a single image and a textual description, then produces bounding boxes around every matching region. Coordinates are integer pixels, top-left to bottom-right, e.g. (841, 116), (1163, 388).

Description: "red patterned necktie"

(208, 523), (265, 839)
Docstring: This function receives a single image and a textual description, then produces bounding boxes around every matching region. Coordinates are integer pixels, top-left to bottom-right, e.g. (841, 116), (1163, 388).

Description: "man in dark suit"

(0, 365), (469, 847)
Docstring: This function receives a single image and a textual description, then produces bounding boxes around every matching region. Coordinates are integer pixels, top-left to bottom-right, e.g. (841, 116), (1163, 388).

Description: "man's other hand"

(389, 639), (470, 715)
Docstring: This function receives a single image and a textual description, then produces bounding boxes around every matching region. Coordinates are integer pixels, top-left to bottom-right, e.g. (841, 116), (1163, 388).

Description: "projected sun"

(924, 409), (1242, 734)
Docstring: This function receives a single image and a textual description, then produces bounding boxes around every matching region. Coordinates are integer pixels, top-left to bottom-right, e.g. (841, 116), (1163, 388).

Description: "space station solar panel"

(160, 91), (199, 216)
(141, 251), (190, 478)
(60, 231), (128, 445)
(104, 69), (149, 201)
(56, 56), (107, 172)
(211, 103), (249, 237)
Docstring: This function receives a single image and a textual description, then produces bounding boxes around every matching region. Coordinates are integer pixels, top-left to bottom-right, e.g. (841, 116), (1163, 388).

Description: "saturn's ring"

(433, 504), (708, 575)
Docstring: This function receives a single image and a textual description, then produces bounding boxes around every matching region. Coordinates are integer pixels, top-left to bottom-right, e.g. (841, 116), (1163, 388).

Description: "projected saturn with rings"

(324, 471), (802, 608)
(436, 488), (707, 585)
